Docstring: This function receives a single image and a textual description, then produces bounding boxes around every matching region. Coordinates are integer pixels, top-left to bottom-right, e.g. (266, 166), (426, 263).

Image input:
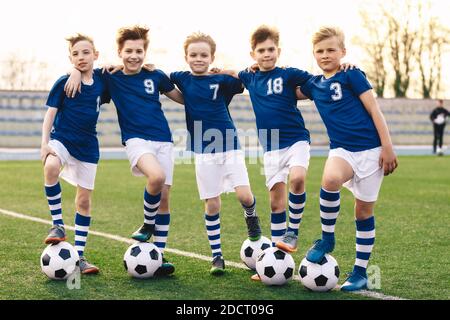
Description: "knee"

(205, 198), (221, 214)
(76, 195), (91, 213)
(321, 175), (342, 191)
(44, 161), (60, 180)
(289, 175), (305, 194)
(147, 172), (166, 191)
(270, 196), (285, 213)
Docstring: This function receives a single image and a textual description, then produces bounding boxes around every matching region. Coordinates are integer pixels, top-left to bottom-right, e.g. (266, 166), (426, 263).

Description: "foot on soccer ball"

(131, 224), (155, 242)
(275, 231), (298, 253)
(210, 255), (225, 276)
(245, 216), (262, 241)
(79, 256), (100, 274)
(340, 271), (368, 291)
(306, 239), (335, 263)
(154, 256), (175, 277)
(250, 274), (261, 281)
(44, 225), (67, 244)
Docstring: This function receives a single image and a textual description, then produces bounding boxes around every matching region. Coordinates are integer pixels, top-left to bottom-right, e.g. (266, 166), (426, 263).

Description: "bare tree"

(0, 54), (51, 90)
(416, 1), (450, 98)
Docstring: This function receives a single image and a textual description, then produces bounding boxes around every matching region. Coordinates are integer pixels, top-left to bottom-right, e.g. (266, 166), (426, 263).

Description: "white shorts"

(263, 141), (310, 190)
(48, 139), (97, 190)
(195, 150), (250, 200)
(328, 147), (384, 202)
(125, 138), (174, 185)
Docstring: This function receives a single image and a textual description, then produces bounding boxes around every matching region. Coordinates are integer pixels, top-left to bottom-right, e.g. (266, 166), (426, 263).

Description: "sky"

(1, 0), (449, 96)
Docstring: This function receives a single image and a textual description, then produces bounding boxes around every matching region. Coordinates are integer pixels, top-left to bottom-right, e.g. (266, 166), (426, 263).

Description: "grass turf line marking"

(0, 207), (406, 300)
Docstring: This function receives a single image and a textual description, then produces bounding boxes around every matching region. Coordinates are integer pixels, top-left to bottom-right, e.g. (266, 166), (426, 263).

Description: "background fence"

(0, 90), (447, 149)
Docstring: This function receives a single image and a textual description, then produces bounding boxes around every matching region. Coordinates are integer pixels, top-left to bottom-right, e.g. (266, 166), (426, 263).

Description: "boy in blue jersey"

(170, 32), (262, 275)
(65, 26), (184, 276)
(41, 34), (110, 274)
(298, 26), (398, 291)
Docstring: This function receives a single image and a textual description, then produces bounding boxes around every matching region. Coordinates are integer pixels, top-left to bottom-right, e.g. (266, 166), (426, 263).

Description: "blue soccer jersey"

(300, 69), (381, 151)
(170, 71), (243, 153)
(46, 73), (110, 164)
(239, 67), (313, 152)
(99, 69), (175, 144)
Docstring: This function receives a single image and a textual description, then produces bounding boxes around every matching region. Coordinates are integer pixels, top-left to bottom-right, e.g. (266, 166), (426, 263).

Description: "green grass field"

(0, 156), (449, 300)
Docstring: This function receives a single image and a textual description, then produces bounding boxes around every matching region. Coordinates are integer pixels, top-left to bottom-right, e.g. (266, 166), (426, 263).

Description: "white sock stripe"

(205, 219), (220, 226)
(49, 203), (62, 211)
(288, 201), (305, 210)
(355, 258), (369, 268)
(75, 225), (90, 232)
(320, 198), (340, 207)
(155, 225), (170, 232)
(289, 213), (303, 220)
(212, 248), (222, 254)
(144, 219), (155, 224)
(357, 230), (376, 239)
(271, 236), (283, 243)
(271, 222), (287, 230)
(51, 214), (63, 221)
(144, 200), (160, 209)
(153, 236), (167, 243)
(356, 244), (374, 253)
(320, 211), (339, 220)
(47, 193), (61, 201)
(322, 224), (335, 233)
(144, 211), (157, 218)
(207, 229), (221, 236)
(289, 222), (300, 229)
(75, 235), (87, 242)
(75, 246), (85, 252)
(209, 239), (221, 246)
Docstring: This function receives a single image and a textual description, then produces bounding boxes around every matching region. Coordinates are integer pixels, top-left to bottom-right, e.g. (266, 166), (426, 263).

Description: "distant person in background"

(430, 99), (449, 156)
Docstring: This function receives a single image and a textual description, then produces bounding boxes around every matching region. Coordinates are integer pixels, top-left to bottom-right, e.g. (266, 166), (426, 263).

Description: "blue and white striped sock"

(242, 197), (257, 217)
(320, 188), (340, 243)
(74, 213), (91, 257)
(288, 192), (306, 236)
(144, 188), (160, 227)
(271, 211), (286, 246)
(353, 216), (375, 276)
(45, 182), (63, 226)
(205, 213), (222, 258)
(154, 213), (170, 254)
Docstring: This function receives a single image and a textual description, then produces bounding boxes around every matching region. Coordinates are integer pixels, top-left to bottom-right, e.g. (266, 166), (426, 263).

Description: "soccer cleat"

(306, 239), (335, 263)
(340, 272), (368, 291)
(251, 274), (261, 281)
(276, 231), (298, 253)
(245, 216), (262, 241)
(44, 225), (67, 244)
(210, 255), (225, 276)
(131, 224), (155, 242)
(79, 256), (100, 274)
(154, 256), (175, 277)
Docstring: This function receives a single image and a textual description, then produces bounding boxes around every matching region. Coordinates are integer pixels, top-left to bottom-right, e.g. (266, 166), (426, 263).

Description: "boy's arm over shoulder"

(286, 67), (314, 87)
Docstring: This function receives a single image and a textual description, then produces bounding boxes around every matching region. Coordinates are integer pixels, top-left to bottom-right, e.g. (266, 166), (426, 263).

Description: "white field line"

(0, 207), (406, 300)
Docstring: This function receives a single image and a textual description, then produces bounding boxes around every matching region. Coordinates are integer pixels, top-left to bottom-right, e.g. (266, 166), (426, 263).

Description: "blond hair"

(183, 32), (216, 56)
(312, 26), (345, 49)
(65, 33), (96, 52)
(116, 25), (150, 51)
(250, 25), (279, 51)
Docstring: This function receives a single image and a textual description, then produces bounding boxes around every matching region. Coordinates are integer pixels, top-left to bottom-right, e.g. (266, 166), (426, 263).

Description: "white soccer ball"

(298, 254), (340, 292)
(123, 242), (162, 279)
(40, 241), (80, 280)
(240, 236), (272, 270)
(255, 247), (295, 286)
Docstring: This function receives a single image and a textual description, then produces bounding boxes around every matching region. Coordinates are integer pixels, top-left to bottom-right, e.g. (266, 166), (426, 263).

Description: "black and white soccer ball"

(240, 236), (272, 270)
(298, 254), (340, 292)
(255, 247), (295, 286)
(123, 242), (162, 279)
(40, 241), (80, 280)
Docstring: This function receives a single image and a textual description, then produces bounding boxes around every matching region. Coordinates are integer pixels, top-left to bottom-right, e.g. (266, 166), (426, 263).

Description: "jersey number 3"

(330, 82), (342, 101)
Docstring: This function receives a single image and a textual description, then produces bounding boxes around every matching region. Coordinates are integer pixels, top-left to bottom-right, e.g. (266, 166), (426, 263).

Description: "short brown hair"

(312, 26), (345, 49)
(250, 25), (279, 51)
(183, 32), (216, 56)
(65, 33), (96, 52)
(116, 25), (150, 51)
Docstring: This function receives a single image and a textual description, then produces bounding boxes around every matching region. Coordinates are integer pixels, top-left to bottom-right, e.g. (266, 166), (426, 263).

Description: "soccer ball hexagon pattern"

(40, 241), (80, 280)
(240, 236), (272, 270)
(255, 247), (295, 286)
(123, 242), (162, 279)
(298, 254), (340, 292)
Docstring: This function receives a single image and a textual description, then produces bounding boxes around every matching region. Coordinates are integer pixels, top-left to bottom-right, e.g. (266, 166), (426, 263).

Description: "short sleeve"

(223, 75), (244, 95)
(299, 78), (314, 100)
(238, 70), (252, 88)
(347, 69), (372, 96)
(156, 69), (176, 93)
(46, 76), (68, 109)
(288, 68), (314, 87)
